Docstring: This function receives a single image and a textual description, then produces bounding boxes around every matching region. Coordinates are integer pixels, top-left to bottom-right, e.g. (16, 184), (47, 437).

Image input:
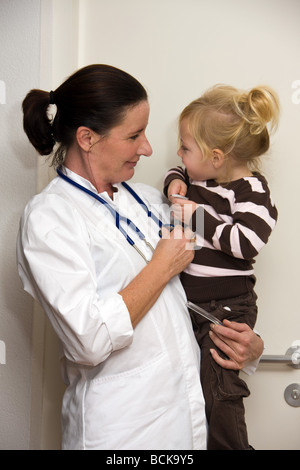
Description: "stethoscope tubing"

(57, 169), (166, 256)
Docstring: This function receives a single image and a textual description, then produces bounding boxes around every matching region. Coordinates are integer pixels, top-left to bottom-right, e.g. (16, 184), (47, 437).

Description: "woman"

(17, 64), (263, 450)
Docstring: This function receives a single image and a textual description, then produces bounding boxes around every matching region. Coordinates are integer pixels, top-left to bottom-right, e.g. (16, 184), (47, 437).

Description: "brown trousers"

(189, 291), (257, 450)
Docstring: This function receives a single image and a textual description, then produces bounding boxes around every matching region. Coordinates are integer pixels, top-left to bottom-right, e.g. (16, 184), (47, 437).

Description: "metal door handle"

(260, 345), (300, 369)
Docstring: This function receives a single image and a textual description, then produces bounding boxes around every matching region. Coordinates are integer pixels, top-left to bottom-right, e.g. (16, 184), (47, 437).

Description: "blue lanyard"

(57, 169), (164, 261)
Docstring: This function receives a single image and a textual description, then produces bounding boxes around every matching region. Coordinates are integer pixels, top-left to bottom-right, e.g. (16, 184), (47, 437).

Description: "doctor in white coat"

(17, 64), (263, 450)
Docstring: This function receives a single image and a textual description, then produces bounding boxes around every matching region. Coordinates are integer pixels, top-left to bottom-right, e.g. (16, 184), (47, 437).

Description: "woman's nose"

(139, 137), (153, 157)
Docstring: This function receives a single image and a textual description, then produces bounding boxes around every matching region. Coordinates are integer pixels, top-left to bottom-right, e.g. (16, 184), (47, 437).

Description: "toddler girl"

(164, 84), (280, 450)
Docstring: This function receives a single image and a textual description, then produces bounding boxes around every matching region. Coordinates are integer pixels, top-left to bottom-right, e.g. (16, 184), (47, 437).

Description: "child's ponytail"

(234, 86), (280, 136)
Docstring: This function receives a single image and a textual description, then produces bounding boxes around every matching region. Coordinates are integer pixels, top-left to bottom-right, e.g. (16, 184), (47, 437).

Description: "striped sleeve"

(163, 166), (189, 197)
(191, 176), (278, 261)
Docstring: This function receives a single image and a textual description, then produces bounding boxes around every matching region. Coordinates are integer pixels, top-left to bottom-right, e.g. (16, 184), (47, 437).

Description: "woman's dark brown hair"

(22, 64), (148, 167)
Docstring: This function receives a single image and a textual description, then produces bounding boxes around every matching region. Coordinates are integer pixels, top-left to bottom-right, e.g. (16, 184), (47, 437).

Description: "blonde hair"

(179, 84), (280, 175)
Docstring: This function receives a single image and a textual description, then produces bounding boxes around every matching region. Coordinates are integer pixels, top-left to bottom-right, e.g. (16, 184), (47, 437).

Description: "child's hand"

(168, 179), (187, 200)
(171, 198), (198, 225)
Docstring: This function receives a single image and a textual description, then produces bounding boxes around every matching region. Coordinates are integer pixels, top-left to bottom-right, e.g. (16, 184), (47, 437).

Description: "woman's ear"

(211, 149), (225, 169)
(76, 126), (94, 152)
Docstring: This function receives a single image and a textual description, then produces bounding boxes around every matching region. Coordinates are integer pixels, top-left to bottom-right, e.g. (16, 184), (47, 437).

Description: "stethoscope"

(57, 169), (173, 264)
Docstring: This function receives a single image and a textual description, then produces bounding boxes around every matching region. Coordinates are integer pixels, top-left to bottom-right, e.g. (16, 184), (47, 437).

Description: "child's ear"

(211, 149), (225, 168)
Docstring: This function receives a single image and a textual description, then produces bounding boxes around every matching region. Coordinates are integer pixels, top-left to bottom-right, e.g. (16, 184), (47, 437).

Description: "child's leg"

(189, 292), (257, 450)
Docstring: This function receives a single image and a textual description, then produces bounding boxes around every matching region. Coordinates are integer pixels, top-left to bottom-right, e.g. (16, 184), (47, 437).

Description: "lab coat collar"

(61, 166), (121, 199)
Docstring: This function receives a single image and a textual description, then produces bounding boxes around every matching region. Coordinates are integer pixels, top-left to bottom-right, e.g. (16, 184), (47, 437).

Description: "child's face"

(177, 119), (216, 181)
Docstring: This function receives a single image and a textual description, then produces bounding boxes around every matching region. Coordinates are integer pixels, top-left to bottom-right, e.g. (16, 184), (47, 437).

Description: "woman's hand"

(209, 320), (264, 370)
(121, 225), (195, 328)
(152, 225), (195, 279)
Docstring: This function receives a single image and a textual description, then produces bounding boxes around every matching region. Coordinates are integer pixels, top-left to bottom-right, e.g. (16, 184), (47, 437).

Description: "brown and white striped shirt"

(164, 167), (278, 303)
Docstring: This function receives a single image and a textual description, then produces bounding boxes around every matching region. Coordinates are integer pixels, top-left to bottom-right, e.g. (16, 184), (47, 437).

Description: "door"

(243, 241), (300, 450)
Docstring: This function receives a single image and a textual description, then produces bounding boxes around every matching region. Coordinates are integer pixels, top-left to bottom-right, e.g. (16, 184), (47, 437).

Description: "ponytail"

(22, 89), (55, 156)
(233, 86), (280, 136)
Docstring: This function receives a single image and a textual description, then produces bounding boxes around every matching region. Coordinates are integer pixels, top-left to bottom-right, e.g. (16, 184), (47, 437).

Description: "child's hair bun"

(235, 86), (280, 136)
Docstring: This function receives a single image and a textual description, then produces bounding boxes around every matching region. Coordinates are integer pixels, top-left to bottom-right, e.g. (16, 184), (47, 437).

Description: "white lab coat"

(17, 168), (207, 450)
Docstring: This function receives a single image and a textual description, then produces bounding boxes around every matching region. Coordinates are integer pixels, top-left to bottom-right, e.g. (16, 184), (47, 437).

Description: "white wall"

(77, 0), (300, 193)
(1, 0), (299, 449)
(0, 0), (78, 451)
(0, 0), (41, 450)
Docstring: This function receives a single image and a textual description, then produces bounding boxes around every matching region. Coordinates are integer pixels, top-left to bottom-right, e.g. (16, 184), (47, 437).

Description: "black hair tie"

(49, 90), (55, 105)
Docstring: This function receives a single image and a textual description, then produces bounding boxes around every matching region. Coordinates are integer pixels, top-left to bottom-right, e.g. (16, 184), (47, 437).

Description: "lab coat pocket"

(83, 352), (174, 449)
